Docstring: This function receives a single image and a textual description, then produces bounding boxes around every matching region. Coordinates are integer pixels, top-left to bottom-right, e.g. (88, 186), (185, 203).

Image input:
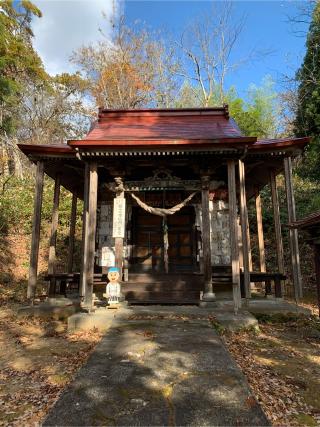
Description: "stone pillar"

(28, 161), (44, 300)
(201, 175), (215, 301)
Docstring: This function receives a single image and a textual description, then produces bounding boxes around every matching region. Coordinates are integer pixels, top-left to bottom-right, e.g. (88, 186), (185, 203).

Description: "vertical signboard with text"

(112, 198), (126, 238)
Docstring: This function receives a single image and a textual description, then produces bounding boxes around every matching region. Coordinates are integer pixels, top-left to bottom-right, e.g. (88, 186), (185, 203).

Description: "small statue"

(104, 267), (121, 307)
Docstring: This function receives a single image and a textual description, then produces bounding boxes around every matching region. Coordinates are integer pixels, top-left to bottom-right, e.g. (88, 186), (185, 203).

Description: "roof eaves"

(248, 137), (310, 151)
(18, 143), (76, 156)
(68, 137), (257, 148)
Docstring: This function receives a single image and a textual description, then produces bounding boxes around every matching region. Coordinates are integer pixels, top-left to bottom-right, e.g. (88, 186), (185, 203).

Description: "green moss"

(255, 312), (303, 324)
(208, 319), (225, 334)
(294, 413), (318, 426)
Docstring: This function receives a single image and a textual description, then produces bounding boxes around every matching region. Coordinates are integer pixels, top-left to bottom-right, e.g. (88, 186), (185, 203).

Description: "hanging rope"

(129, 191), (198, 217)
(130, 191), (198, 274)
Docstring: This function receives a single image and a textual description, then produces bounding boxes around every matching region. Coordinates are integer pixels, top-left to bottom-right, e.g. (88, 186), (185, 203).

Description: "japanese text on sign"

(112, 198), (126, 238)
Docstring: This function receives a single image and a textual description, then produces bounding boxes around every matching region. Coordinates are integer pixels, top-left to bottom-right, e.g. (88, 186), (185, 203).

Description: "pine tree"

(294, 2), (320, 181)
(0, 0), (46, 135)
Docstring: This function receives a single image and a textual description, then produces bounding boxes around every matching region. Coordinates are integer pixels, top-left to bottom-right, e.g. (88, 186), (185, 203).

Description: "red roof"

(68, 106), (257, 147)
(249, 137), (310, 151)
(17, 107), (310, 155)
(18, 143), (73, 155)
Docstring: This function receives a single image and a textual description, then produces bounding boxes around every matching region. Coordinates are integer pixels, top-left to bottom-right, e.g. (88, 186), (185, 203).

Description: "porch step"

(93, 270), (234, 304)
(122, 282), (202, 291)
(127, 273), (203, 283)
(123, 290), (201, 299)
(128, 299), (199, 305)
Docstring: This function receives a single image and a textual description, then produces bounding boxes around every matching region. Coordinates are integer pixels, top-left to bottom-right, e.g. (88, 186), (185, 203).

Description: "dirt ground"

(0, 295), (320, 426)
(223, 311), (320, 426)
(0, 303), (102, 426)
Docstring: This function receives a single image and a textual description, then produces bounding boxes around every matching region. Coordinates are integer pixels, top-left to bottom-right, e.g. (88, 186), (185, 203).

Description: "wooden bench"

(44, 273), (109, 296)
(44, 273), (80, 295)
(240, 271), (286, 298)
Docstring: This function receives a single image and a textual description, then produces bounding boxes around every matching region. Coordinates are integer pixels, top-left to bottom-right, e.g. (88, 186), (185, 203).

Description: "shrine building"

(18, 106), (309, 311)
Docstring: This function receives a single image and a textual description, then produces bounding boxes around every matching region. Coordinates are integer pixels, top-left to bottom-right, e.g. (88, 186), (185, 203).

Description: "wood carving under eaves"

(103, 168), (225, 192)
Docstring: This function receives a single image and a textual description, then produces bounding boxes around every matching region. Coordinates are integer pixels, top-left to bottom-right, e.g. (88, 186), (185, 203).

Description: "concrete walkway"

(44, 311), (269, 426)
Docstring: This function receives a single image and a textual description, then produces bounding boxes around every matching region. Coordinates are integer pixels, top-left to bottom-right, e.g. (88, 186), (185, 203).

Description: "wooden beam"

(228, 160), (241, 312)
(284, 157), (302, 299)
(239, 160), (251, 299)
(48, 174), (61, 296)
(201, 175), (215, 301)
(270, 170), (285, 275)
(28, 161), (44, 300)
(113, 177), (125, 278)
(247, 214), (253, 272)
(83, 162), (98, 309)
(67, 193), (77, 273)
(255, 191), (266, 274)
(246, 213), (254, 289)
(80, 163), (89, 298)
(115, 228), (124, 276)
(314, 244), (320, 318)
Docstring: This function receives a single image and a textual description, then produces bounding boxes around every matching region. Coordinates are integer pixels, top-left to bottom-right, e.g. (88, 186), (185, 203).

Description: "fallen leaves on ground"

(0, 303), (102, 426)
(128, 313), (211, 321)
(222, 314), (320, 426)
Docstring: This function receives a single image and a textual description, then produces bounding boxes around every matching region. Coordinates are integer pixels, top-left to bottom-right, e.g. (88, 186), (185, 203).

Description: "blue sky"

(124, 1), (310, 97)
(32, 0), (310, 99)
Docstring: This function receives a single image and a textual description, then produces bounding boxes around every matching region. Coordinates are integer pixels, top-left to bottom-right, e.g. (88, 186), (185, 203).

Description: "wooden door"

(167, 207), (195, 272)
(131, 206), (196, 273)
(132, 210), (163, 272)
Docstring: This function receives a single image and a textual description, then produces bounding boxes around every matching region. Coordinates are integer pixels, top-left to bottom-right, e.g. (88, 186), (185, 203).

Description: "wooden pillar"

(114, 177), (125, 278)
(284, 157), (302, 299)
(314, 244), (320, 318)
(67, 193), (77, 273)
(270, 170), (285, 275)
(255, 191), (266, 274)
(201, 175), (215, 301)
(238, 160), (251, 299)
(83, 162), (98, 308)
(228, 160), (241, 312)
(80, 163), (89, 298)
(28, 161), (44, 300)
(247, 215), (253, 272)
(48, 174), (61, 296)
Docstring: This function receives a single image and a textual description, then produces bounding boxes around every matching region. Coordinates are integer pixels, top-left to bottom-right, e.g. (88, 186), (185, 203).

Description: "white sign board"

(100, 246), (115, 267)
(112, 198), (126, 238)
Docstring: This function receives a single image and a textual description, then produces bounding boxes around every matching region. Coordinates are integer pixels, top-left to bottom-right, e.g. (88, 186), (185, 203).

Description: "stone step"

(127, 273), (203, 283)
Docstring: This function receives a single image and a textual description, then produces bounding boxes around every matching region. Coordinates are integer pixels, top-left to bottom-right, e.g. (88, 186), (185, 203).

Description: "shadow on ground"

(43, 314), (270, 426)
